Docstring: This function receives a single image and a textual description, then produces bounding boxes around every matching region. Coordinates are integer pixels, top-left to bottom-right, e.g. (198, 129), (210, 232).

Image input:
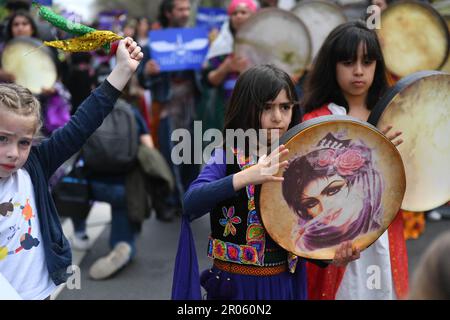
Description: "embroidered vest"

(207, 148), (287, 266)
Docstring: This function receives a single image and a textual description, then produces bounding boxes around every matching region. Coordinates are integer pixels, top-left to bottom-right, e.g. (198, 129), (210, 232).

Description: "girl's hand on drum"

(382, 125), (403, 147)
(332, 241), (360, 267)
(232, 145), (289, 191)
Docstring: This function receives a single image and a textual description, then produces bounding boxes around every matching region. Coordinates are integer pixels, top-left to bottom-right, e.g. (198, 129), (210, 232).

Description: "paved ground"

(55, 203), (450, 300)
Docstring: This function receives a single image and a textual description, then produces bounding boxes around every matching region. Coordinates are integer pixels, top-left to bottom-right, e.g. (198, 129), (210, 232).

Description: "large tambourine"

(234, 8), (312, 76)
(368, 71), (450, 212)
(291, 0), (347, 60)
(1, 36), (57, 95)
(377, 0), (450, 77)
(257, 116), (406, 260)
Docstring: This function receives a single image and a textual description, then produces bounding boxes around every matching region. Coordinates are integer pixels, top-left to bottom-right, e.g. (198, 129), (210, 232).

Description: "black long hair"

(5, 10), (39, 42)
(301, 20), (388, 114)
(223, 64), (301, 135)
(158, 0), (175, 28)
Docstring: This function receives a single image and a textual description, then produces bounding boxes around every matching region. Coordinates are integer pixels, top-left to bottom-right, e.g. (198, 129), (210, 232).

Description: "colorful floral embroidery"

(219, 206), (241, 237)
(248, 198), (255, 211)
(226, 243), (241, 262)
(246, 184), (255, 199)
(247, 210), (260, 225)
(208, 238), (259, 265)
(233, 147), (266, 265)
(208, 148), (272, 266)
(212, 239), (226, 259)
(246, 224), (265, 242)
(241, 246), (258, 264)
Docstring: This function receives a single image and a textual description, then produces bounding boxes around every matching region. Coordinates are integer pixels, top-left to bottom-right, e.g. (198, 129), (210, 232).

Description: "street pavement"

(56, 203), (450, 300)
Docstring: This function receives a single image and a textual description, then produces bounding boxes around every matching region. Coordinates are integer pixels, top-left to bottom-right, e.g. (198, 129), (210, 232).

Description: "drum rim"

(281, 114), (379, 145)
(234, 7), (313, 73)
(1, 36), (57, 95)
(380, 0), (450, 73)
(256, 115), (405, 260)
(368, 70), (447, 126)
(291, 0), (348, 23)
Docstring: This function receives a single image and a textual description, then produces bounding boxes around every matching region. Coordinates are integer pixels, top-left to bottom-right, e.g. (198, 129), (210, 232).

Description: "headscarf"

(227, 0), (258, 15)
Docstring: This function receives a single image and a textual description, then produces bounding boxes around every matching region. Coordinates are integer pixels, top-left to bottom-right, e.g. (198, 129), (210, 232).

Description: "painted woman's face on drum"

(299, 174), (363, 227)
(11, 16), (33, 38)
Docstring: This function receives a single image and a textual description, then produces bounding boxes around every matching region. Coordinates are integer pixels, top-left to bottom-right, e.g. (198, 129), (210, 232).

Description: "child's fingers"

(352, 246), (360, 260)
(268, 144), (286, 158)
(122, 37), (133, 47)
(346, 241), (353, 258)
(267, 160), (288, 174)
(267, 146), (289, 164)
(334, 245), (342, 264)
(130, 46), (142, 59)
(381, 125), (393, 135)
(269, 176), (284, 183)
(387, 130), (402, 140)
(268, 148), (289, 165)
(134, 51), (144, 61)
(393, 138), (403, 147)
(127, 40), (138, 54)
(387, 132), (402, 145)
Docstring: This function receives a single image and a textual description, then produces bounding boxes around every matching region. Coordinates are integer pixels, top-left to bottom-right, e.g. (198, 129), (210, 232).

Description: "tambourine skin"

(1, 36), (57, 95)
(256, 115), (405, 260)
(369, 71), (450, 212)
(291, 0), (347, 60)
(377, 0), (450, 76)
(234, 8), (312, 76)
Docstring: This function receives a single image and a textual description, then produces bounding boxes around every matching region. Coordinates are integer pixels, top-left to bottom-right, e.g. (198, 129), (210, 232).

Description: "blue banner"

(149, 27), (209, 72)
(196, 7), (228, 32)
(35, 0), (53, 5)
(98, 10), (127, 32)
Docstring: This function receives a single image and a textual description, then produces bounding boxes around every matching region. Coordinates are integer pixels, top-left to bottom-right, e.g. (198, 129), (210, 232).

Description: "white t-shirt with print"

(0, 169), (56, 300)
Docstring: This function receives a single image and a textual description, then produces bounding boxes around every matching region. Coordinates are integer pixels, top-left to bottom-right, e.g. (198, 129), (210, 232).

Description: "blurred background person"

(409, 231), (450, 300)
(200, 0), (257, 131)
(137, 0), (201, 222)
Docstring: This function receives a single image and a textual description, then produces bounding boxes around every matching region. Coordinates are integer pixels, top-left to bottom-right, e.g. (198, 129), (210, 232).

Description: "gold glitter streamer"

(44, 31), (123, 52)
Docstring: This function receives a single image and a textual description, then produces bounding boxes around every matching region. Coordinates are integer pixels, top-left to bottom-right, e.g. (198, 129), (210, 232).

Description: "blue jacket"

(23, 81), (121, 285)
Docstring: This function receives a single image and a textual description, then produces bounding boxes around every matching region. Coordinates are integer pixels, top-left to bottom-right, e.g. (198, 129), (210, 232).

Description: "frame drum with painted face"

(257, 116), (405, 260)
(377, 1), (449, 77)
(2, 36), (57, 95)
(234, 8), (312, 77)
(368, 71), (450, 212)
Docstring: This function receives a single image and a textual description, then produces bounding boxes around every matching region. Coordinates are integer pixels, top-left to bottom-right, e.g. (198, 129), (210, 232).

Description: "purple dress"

(172, 149), (307, 300)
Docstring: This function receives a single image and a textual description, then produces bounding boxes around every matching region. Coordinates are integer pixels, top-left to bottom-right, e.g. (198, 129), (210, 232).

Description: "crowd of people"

(0, 0), (448, 300)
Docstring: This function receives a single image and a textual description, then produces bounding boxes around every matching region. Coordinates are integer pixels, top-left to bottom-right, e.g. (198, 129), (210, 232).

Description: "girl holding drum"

(300, 20), (408, 300)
